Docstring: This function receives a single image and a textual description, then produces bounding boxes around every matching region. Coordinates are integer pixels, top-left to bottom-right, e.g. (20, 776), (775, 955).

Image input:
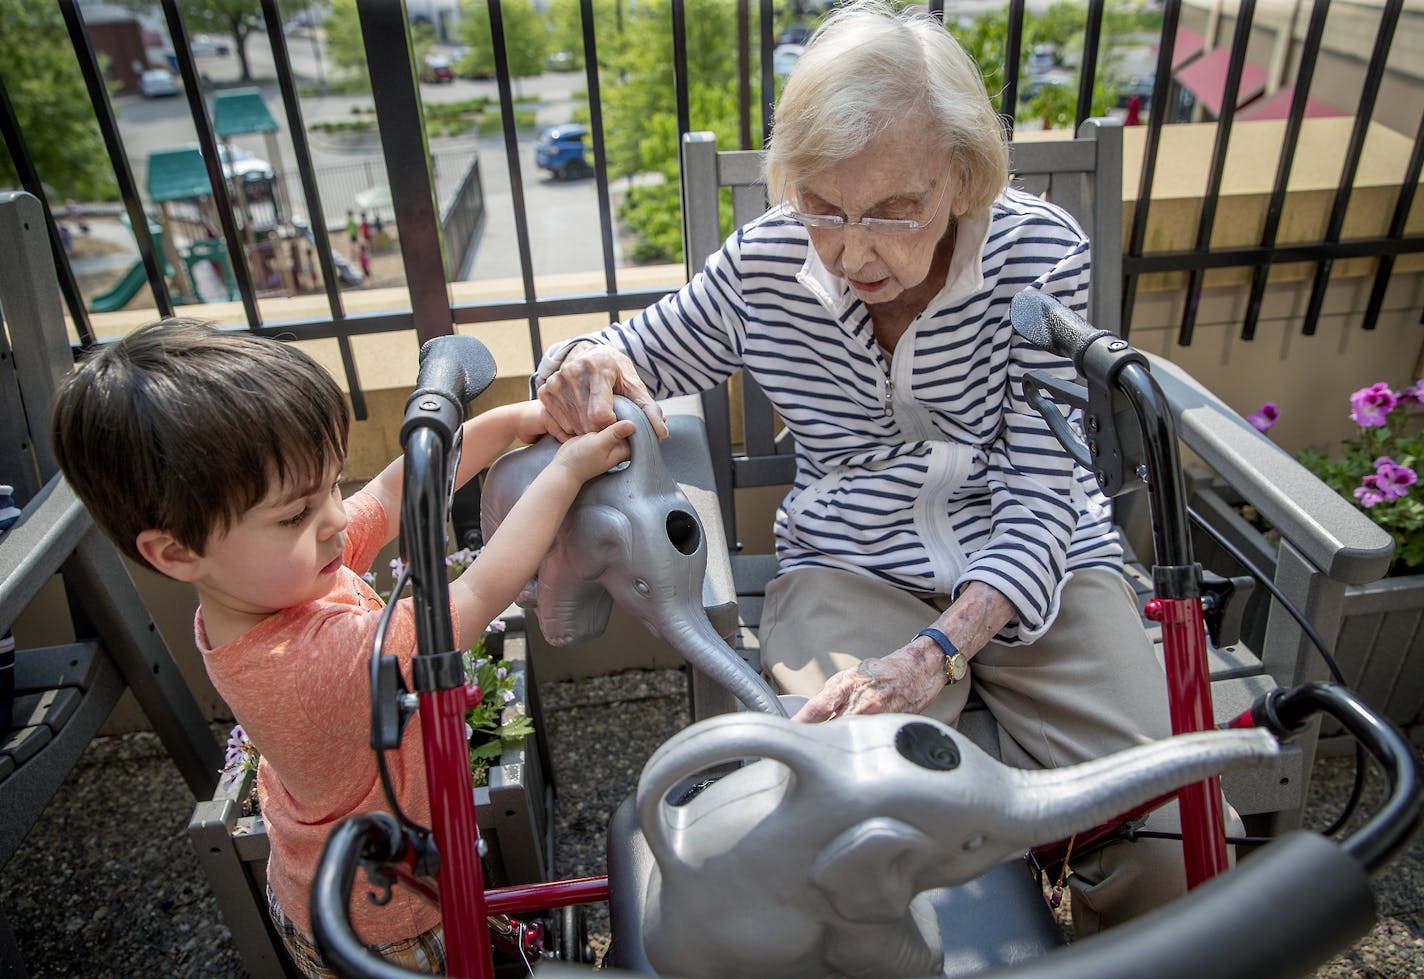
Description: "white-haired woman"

(535, 0), (1233, 934)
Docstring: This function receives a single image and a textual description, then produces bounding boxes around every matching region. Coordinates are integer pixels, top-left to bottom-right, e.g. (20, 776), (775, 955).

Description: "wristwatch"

(916, 628), (969, 685)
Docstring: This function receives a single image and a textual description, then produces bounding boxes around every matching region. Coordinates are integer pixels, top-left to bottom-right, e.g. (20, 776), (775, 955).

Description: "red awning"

(1153, 25), (1206, 69)
(1174, 48), (1268, 117)
(1236, 89), (1346, 122)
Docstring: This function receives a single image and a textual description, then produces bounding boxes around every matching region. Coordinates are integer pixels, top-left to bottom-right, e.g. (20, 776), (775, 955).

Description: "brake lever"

(1022, 366), (1145, 499)
(1022, 372), (1092, 471)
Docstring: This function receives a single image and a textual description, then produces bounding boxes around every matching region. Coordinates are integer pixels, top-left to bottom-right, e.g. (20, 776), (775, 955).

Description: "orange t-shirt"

(197, 490), (455, 943)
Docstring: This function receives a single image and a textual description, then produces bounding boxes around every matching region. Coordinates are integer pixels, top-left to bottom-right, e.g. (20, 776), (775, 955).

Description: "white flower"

(486, 618), (507, 634)
(496, 666), (507, 680)
(501, 689), (515, 703)
(223, 725), (248, 766)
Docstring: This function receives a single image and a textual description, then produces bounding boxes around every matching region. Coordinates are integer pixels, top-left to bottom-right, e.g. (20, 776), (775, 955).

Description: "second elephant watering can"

(481, 396), (785, 716)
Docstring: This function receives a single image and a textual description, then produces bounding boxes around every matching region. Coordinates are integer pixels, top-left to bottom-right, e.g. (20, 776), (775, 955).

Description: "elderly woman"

(536, 0), (1229, 935)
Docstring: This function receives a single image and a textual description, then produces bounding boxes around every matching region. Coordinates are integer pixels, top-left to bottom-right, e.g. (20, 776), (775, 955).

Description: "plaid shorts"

(267, 885), (446, 978)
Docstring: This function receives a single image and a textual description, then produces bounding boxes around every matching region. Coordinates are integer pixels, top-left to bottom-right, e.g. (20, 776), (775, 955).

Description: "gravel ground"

(3, 665), (1421, 978)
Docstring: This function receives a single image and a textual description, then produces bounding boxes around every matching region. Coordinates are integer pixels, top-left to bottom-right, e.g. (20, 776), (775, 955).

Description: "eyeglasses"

(779, 174), (951, 237)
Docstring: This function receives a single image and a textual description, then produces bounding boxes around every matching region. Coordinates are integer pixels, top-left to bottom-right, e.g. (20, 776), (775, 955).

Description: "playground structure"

(90, 88), (349, 313)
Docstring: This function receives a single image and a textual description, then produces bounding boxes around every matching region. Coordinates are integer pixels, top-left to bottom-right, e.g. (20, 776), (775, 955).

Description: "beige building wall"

(1182, 0), (1424, 136)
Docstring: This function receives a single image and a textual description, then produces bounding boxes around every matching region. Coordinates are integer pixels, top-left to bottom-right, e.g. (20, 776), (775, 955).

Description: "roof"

(1154, 24), (1206, 70)
(1175, 48), (1267, 117)
(213, 88), (278, 137)
(145, 146), (212, 202)
(544, 124), (587, 141)
(1236, 88), (1346, 122)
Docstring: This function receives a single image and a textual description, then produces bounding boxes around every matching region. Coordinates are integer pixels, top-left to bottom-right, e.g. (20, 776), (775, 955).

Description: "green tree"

(1024, 80), (1119, 131)
(0, 0), (116, 201)
(458, 0), (547, 90)
(325, 0), (434, 91)
(545, 0), (623, 71)
(951, 0), (1157, 119)
(323, 0), (366, 83)
(599, 0), (757, 263)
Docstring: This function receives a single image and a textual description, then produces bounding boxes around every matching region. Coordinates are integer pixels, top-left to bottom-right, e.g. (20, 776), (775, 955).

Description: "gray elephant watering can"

(481, 396), (785, 716)
(634, 712), (1279, 979)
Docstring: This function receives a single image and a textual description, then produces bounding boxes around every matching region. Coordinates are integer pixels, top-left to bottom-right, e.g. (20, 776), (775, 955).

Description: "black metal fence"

(1, 0), (1421, 412)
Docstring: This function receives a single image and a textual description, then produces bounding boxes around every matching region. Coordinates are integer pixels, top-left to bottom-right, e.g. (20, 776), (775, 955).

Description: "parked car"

(138, 69), (179, 98)
(777, 23), (812, 46)
(1027, 43), (1059, 78)
(534, 124), (593, 180)
(1018, 69), (1074, 104)
(217, 144), (276, 201)
(189, 34), (230, 56)
(1115, 74), (1155, 108)
(423, 54), (455, 83)
(773, 43), (805, 77)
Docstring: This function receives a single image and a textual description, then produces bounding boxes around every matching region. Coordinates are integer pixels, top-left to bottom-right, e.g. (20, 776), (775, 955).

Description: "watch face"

(946, 653), (969, 684)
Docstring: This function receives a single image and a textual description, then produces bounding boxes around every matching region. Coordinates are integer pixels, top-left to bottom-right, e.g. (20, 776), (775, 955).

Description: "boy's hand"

(553, 419), (637, 483)
(511, 400), (553, 445)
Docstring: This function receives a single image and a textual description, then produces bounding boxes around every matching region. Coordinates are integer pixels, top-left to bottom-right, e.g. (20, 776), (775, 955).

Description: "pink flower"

(1375, 461), (1417, 501)
(1247, 402), (1279, 433)
(1400, 380), (1424, 405)
(1350, 383), (1397, 428)
(1354, 474), (1386, 508)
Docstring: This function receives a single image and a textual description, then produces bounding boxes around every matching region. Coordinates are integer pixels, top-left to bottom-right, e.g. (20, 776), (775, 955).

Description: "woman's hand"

(551, 418), (637, 484)
(791, 641), (945, 722)
(539, 342), (668, 440)
(790, 583), (1015, 723)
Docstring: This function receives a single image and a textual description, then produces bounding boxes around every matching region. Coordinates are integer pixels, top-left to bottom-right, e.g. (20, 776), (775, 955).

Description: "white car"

(138, 69), (179, 98)
(189, 34), (231, 56)
(217, 144), (276, 199)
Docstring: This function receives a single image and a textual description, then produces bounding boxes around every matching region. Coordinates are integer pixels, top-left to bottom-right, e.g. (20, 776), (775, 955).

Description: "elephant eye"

(634, 578), (651, 596)
(665, 510), (701, 556)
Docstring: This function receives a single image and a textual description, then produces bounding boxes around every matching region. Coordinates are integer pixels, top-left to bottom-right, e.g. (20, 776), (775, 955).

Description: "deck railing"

(1, 0), (1420, 416)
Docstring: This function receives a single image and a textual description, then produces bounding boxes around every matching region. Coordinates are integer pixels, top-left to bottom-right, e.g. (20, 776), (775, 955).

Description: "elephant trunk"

(658, 600), (788, 717)
(999, 728), (1279, 844)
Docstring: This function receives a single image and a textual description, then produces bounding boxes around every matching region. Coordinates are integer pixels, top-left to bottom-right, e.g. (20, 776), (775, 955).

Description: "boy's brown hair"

(51, 319), (350, 568)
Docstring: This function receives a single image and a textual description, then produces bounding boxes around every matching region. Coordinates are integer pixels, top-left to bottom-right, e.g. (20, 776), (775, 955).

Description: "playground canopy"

(146, 146), (212, 203)
(213, 88), (278, 138)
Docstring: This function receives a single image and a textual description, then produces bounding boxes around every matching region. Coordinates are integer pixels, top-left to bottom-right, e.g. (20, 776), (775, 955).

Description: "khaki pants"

(760, 565), (1240, 934)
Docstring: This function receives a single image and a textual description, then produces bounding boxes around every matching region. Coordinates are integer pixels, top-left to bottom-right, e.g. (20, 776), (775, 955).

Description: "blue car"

(535, 124), (594, 180)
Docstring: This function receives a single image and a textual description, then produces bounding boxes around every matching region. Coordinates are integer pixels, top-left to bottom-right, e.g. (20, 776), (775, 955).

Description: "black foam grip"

(1010, 288), (1113, 369)
(410, 334), (497, 408)
(977, 832), (1375, 979)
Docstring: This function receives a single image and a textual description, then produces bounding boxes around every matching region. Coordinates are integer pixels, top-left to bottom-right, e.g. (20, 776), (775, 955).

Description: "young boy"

(50, 319), (634, 976)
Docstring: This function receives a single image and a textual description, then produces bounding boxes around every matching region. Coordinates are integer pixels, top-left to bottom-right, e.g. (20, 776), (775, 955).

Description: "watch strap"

(915, 627), (959, 659)
(916, 628), (967, 684)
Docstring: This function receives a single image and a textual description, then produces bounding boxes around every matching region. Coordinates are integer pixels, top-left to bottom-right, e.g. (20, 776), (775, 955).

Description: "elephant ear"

(809, 818), (941, 923)
(534, 504), (630, 645)
(565, 503), (633, 577)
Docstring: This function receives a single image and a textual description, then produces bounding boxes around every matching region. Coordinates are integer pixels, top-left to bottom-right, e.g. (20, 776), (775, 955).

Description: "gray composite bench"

(0, 191), (223, 976)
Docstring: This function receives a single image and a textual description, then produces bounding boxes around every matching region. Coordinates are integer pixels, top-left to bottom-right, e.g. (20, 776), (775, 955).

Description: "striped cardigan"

(537, 187), (1123, 645)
